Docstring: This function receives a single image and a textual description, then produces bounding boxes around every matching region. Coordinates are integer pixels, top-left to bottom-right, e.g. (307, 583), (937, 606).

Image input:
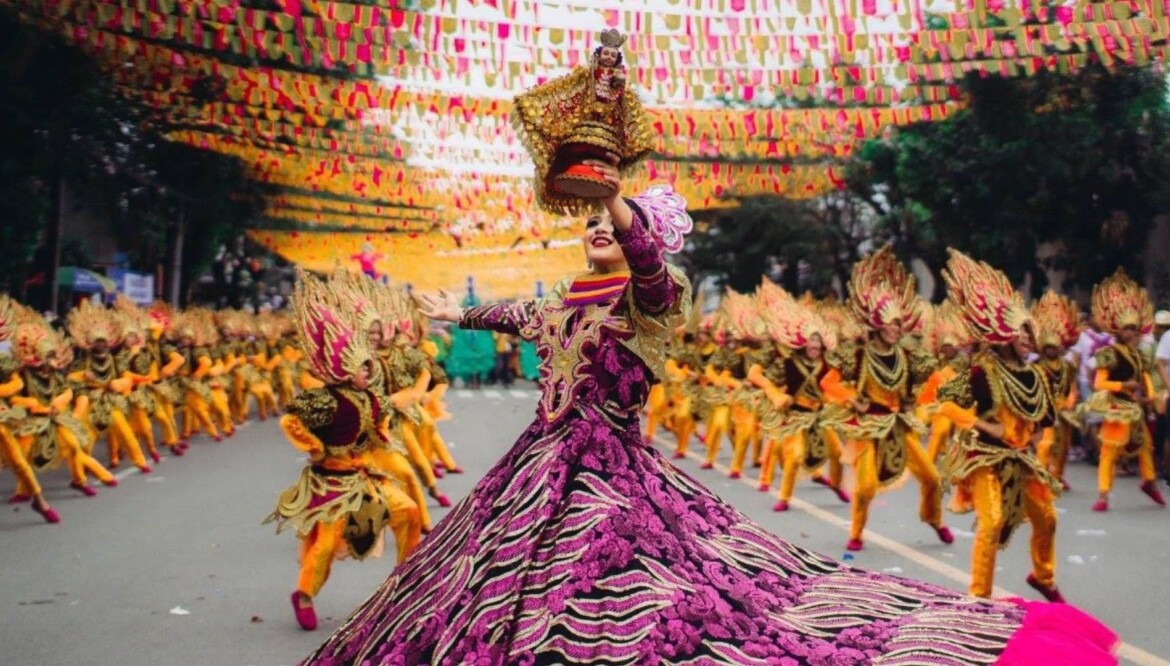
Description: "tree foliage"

(0, 13), (270, 307)
(845, 66), (1170, 295)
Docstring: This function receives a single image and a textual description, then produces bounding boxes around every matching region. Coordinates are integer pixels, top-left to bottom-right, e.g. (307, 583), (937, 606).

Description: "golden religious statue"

(512, 29), (654, 215)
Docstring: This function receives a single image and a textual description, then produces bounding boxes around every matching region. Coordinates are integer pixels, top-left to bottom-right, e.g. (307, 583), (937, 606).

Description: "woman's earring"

(586, 260), (594, 271)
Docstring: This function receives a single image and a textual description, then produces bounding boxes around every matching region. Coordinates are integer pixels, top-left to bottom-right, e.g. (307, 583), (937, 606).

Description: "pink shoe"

(138, 465), (153, 474)
(699, 462), (714, 470)
(432, 466), (445, 479)
(431, 491), (452, 508)
(1026, 574), (1066, 603)
(672, 451), (686, 460)
(1092, 499), (1108, 512)
(178, 441), (190, 450)
(108, 460), (120, 469)
(846, 538), (864, 552)
(833, 487), (852, 503)
(150, 451), (161, 464)
(213, 435), (223, 443)
(772, 500), (790, 512)
(757, 483), (769, 492)
(71, 482), (99, 497)
(1140, 481), (1166, 507)
(447, 467), (464, 474)
(1060, 479), (1070, 491)
(6, 493), (31, 504)
(934, 525), (954, 544)
(811, 475), (830, 487)
(729, 471), (741, 480)
(103, 478), (119, 488)
(290, 591), (317, 631)
(32, 501), (60, 525)
(170, 446), (185, 457)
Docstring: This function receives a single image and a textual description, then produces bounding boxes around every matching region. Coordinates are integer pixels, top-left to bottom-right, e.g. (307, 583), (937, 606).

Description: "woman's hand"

(415, 290), (463, 323)
(582, 152), (635, 232)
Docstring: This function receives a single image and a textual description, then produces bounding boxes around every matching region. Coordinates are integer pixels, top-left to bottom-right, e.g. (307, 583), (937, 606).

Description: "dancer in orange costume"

(699, 311), (736, 470)
(144, 302), (188, 456)
(400, 297), (462, 476)
(933, 249), (1064, 601)
(750, 284), (850, 510)
(1086, 269), (1165, 512)
(1031, 291), (1081, 490)
(821, 246), (952, 552)
(201, 310), (237, 438)
(0, 297), (60, 524)
(919, 301), (973, 463)
(66, 301), (151, 474)
(10, 319), (117, 500)
(718, 290), (773, 480)
(265, 270), (421, 631)
(113, 298), (166, 464)
(171, 312), (224, 443)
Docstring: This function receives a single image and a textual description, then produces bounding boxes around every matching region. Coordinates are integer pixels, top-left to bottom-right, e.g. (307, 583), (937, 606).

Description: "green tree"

(845, 66), (1170, 295)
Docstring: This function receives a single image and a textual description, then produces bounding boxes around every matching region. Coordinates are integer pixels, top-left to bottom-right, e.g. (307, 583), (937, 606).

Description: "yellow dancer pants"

(669, 397), (696, 458)
(417, 409), (458, 471)
(128, 406), (159, 461)
(2, 426), (42, 497)
(275, 369), (296, 412)
(15, 427), (115, 490)
(777, 430), (844, 503)
(152, 400), (181, 449)
(729, 405), (760, 476)
(296, 486), (421, 597)
(644, 384), (669, 443)
(208, 388), (235, 437)
(402, 423), (439, 489)
(250, 382), (278, 421)
(1036, 423), (1074, 481)
(703, 405), (732, 466)
(181, 392), (220, 440)
(1098, 421), (1156, 493)
(367, 448), (432, 530)
(850, 433), (942, 541)
(757, 438), (781, 489)
(967, 467), (1057, 598)
(105, 410), (148, 469)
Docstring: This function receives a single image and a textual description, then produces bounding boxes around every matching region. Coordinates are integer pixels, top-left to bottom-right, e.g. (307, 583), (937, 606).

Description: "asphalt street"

(2, 385), (1168, 665)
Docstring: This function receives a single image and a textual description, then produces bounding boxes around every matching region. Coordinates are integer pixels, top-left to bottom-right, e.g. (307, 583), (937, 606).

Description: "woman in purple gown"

(305, 159), (1117, 665)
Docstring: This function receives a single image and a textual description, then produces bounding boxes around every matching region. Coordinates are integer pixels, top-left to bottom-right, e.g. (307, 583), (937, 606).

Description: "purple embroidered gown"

(305, 215), (1116, 665)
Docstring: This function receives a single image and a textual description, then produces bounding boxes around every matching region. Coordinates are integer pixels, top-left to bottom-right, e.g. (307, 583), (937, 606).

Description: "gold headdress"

(1091, 268), (1153, 335)
(67, 300), (122, 349)
(292, 268), (374, 385)
(147, 301), (175, 339)
(13, 319), (65, 368)
(113, 295), (151, 344)
(721, 290), (765, 342)
(925, 300), (971, 353)
(1031, 291), (1080, 349)
(942, 249), (1031, 345)
(757, 283), (836, 351)
(0, 295), (13, 343)
(846, 245), (922, 332)
(814, 298), (865, 344)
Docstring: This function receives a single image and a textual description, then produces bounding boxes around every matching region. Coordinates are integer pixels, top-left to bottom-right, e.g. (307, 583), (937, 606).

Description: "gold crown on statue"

(599, 29), (627, 49)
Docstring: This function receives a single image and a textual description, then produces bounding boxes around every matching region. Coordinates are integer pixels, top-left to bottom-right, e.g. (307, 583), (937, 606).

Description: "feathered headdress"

(13, 321), (63, 368)
(720, 290), (765, 342)
(147, 301), (175, 338)
(925, 300), (971, 353)
(113, 295), (151, 343)
(67, 300), (122, 349)
(0, 295), (13, 344)
(292, 268), (374, 385)
(943, 249), (1031, 345)
(757, 282), (836, 351)
(847, 246), (922, 332)
(815, 298), (865, 344)
(1031, 291), (1080, 349)
(1091, 268), (1153, 335)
